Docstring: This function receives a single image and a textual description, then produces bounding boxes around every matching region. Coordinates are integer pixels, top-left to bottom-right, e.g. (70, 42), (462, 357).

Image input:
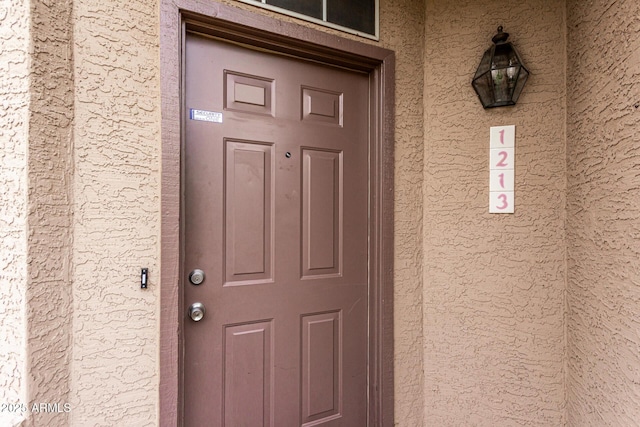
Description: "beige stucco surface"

(379, 1), (426, 423)
(0, 1), (29, 425)
(27, 1), (74, 426)
(71, 0), (160, 425)
(423, 0), (567, 425)
(2, 1), (74, 426)
(566, 0), (640, 424)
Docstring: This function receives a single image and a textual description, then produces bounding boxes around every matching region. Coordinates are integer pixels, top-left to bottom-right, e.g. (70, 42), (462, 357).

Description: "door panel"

(184, 32), (369, 426)
(224, 140), (274, 285)
(224, 71), (275, 116)
(223, 321), (274, 427)
(302, 149), (342, 278)
(301, 311), (342, 425)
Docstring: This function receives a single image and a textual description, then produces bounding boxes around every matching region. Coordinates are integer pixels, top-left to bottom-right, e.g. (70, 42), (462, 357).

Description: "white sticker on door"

(190, 109), (223, 123)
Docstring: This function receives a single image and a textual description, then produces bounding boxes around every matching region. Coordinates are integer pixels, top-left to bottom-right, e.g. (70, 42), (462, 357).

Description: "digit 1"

(499, 129), (505, 144)
(499, 173), (505, 189)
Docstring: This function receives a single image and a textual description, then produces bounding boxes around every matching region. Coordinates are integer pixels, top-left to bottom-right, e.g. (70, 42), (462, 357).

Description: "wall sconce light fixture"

(472, 26), (529, 108)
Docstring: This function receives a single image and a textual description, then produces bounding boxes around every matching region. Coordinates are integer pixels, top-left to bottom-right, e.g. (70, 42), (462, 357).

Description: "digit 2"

(496, 151), (508, 167)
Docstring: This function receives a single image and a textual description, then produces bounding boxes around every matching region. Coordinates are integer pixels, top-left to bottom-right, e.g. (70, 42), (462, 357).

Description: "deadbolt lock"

(189, 269), (205, 285)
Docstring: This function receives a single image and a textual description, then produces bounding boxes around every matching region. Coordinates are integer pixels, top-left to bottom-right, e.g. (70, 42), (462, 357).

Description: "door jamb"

(160, 2), (395, 425)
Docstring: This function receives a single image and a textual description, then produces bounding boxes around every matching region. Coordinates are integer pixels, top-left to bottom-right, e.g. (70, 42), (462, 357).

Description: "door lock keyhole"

(189, 269), (205, 285)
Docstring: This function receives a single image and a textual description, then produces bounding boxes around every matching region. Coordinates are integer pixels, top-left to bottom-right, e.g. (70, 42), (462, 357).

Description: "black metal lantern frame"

(472, 26), (529, 108)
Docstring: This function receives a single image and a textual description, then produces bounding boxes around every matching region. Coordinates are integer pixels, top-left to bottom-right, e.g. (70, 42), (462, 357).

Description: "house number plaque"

(489, 125), (515, 214)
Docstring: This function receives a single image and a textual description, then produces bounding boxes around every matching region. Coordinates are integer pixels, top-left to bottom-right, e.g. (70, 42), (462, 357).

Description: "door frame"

(160, 2), (395, 426)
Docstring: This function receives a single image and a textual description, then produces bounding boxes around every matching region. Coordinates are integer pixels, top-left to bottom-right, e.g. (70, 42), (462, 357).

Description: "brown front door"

(183, 32), (370, 426)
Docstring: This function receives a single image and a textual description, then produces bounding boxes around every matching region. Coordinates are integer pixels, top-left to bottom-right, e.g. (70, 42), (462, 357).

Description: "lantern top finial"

(492, 26), (510, 44)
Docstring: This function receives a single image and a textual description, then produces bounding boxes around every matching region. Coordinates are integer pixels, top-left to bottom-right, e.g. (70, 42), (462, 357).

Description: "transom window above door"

(237, 0), (378, 39)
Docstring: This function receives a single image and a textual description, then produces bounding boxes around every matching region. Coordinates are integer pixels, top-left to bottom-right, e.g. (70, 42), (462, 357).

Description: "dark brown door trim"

(160, 2), (395, 426)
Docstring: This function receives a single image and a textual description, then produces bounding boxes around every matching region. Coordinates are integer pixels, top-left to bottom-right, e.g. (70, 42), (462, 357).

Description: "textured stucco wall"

(566, 1), (640, 425)
(0, 1), (29, 425)
(71, 0), (160, 425)
(26, 1), (74, 425)
(423, 1), (566, 425)
(1, 1), (74, 426)
(378, 1), (425, 423)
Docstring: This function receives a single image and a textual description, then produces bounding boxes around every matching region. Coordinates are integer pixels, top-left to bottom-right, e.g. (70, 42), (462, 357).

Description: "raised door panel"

(301, 311), (342, 426)
(224, 321), (274, 427)
(224, 140), (275, 285)
(302, 149), (342, 279)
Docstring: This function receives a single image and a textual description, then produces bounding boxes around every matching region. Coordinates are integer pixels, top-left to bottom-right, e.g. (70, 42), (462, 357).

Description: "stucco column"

(25, 0), (74, 426)
(0, 0), (30, 424)
(0, 1), (74, 426)
(424, 1), (567, 424)
(567, 0), (640, 424)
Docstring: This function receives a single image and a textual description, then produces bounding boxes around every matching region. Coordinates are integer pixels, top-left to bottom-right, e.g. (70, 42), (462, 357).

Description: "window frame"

(236, 0), (379, 40)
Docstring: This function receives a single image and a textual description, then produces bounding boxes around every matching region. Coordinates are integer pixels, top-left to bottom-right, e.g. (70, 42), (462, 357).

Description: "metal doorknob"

(189, 302), (206, 322)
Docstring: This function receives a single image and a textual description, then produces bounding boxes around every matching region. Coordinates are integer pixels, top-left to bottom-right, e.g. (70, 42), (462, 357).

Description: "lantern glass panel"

(473, 47), (494, 80)
(512, 67), (529, 102)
